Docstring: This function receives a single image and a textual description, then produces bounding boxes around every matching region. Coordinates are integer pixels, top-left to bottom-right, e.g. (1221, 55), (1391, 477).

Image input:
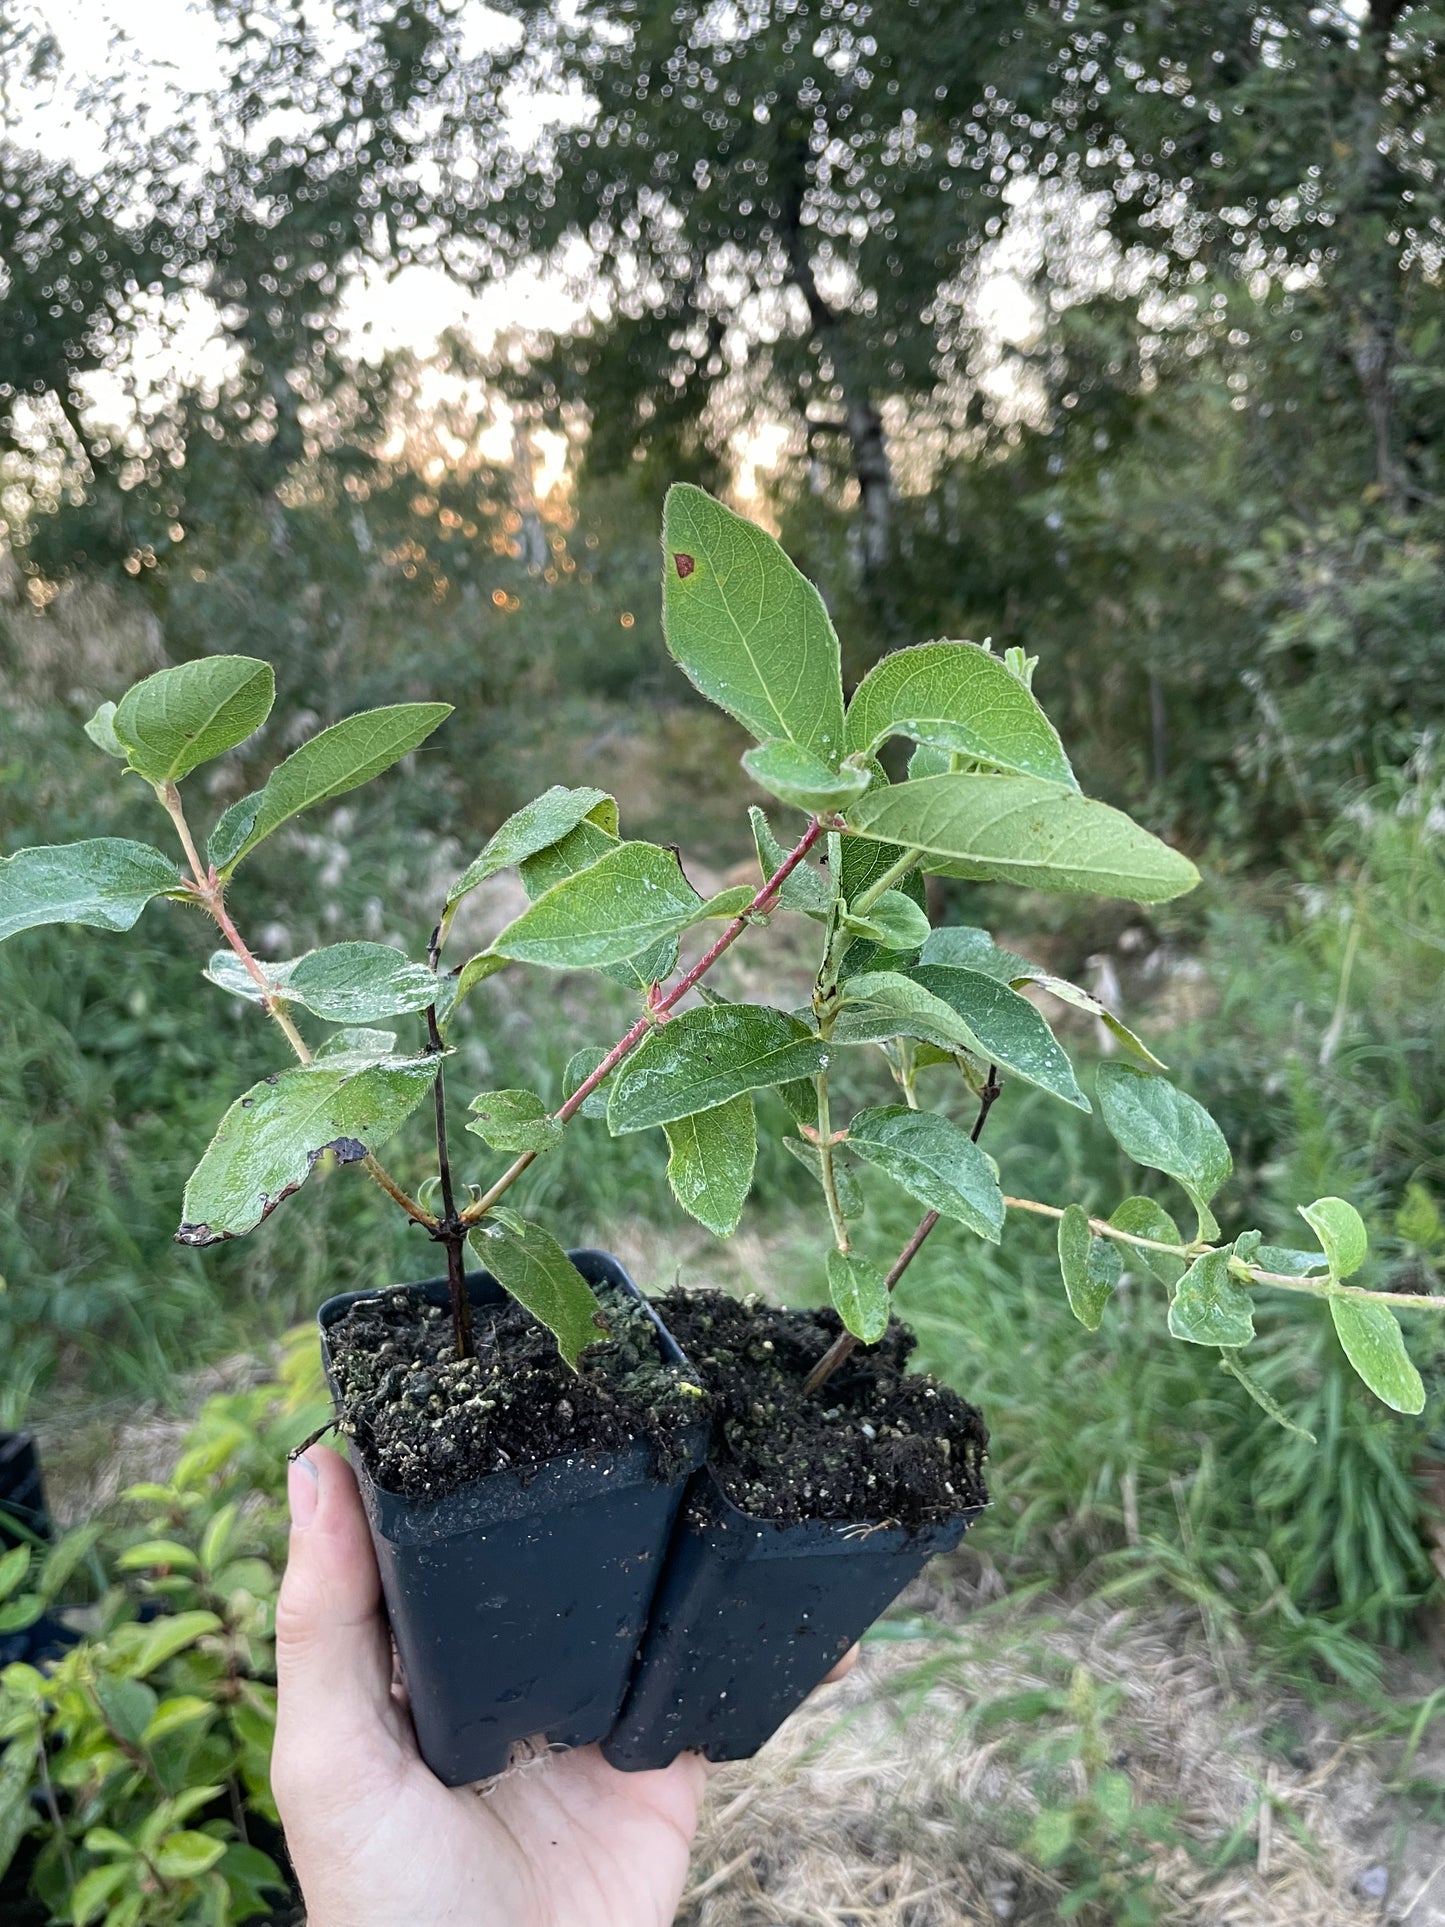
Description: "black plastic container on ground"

(318, 1249), (708, 1788)
(602, 1468), (982, 1771)
(0, 1432), (50, 1552)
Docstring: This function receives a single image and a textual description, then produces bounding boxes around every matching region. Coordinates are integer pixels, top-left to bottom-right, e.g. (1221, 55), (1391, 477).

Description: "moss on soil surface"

(656, 1289), (988, 1530)
(327, 1276), (702, 1499)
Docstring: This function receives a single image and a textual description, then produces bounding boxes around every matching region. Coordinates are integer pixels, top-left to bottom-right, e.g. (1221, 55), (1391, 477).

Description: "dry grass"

(677, 1557), (1416, 1927)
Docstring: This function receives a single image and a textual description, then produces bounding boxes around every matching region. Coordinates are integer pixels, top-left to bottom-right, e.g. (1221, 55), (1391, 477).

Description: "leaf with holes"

(827, 1249), (890, 1343)
(1097, 1064), (1232, 1236)
(844, 641), (1077, 786)
(663, 1095), (757, 1236)
(113, 656), (274, 784)
(663, 484), (845, 760)
(178, 1052), (437, 1244)
(844, 1106), (1004, 1241)
(470, 1211), (606, 1369)
(846, 774), (1199, 904)
(1058, 1203), (1122, 1331)
(466, 1089), (562, 1155)
(0, 840), (179, 944)
(209, 703), (452, 870)
(1329, 1298), (1424, 1415)
(446, 787), (616, 912)
(491, 841), (701, 969)
(608, 1005), (829, 1133)
(1168, 1247), (1255, 1347)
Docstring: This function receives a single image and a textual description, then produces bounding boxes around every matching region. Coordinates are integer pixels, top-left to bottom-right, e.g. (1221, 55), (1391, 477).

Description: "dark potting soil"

(327, 1278), (704, 1501)
(655, 1289), (988, 1532)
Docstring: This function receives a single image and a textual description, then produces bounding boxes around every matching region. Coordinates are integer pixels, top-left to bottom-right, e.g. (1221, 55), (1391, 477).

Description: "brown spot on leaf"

(672, 552), (696, 579)
(175, 1221), (225, 1247)
(316, 1136), (369, 1166)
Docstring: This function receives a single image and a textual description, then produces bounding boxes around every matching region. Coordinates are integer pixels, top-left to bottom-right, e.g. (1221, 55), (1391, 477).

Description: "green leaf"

(775, 1078), (820, 1129)
(178, 1053), (438, 1244)
(749, 807), (834, 917)
(315, 1026), (397, 1059)
(465, 1089), (562, 1155)
(599, 933), (681, 993)
(0, 1547), (29, 1602)
(663, 1095), (757, 1236)
(783, 1137), (866, 1218)
(1299, 1197), (1368, 1280)
(445, 787), (615, 912)
(115, 1540), (199, 1573)
(204, 942), (439, 1022)
(1107, 1197), (1185, 1287)
(0, 839), (178, 943)
(517, 817), (618, 897)
(608, 1005), (828, 1133)
(826, 1249), (890, 1343)
(841, 889), (931, 952)
(469, 1211), (606, 1369)
(94, 1677), (158, 1748)
(909, 964), (1090, 1109)
(208, 703), (452, 870)
(113, 656), (274, 784)
(695, 885), (757, 921)
(846, 774), (1200, 904)
(1253, 1245), (1327, 1277)
(844, 1106), (1004, 1241)
(84, 700), (127, 759)
(70, 1864), (131, 1925)
(741, 741), (869, 814)
(662, 483), (845, 760)
(1329, 1298), (1425, 1415)
(124, 1610), (222, 1678)
(563, 1048), (612, 1118)
(918, 924), (1036, 981)
(1016, 972), (1168, 1072)
(1096, 1064), (1232, 1234)
(1168, 1248), (1255, 1347)
(491, 841), (701, 969)
(454, 951), (509, 1004)
(843, 641), (1077, 787)
(1058, 1203), (1122, 1330)
(1218, 1352), (1317, 1442)
(153, 1831), (227, 1880)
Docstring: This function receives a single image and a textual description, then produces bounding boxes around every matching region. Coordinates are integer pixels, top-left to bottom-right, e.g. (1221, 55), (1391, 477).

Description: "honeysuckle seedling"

(0, 486), (1434, 1424)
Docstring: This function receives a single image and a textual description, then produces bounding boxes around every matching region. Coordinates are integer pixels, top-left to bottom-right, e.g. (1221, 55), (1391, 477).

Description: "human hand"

(271, 1447), (855, 1927)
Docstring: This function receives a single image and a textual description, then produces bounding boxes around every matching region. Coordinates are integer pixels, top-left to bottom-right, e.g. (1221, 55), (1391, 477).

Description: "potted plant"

(0, 485), (1429, 1783)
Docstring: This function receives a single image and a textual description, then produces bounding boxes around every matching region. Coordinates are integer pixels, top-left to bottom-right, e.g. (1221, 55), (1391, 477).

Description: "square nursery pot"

(601, 1468), (982, 1772)
(0, 1432), (50, 1552)
(318, 1249), (707, 1788)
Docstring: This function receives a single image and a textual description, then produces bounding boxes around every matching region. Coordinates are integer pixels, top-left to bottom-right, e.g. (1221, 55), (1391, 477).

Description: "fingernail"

(288, 1452), (320, 1529)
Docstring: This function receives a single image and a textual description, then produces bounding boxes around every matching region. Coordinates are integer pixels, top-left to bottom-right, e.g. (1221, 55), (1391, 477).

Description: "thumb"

(272, 1447), (412, 1812)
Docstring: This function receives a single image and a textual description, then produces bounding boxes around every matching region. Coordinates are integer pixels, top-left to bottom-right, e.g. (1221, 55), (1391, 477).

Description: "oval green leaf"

(842, 889), (931, 952)
(844, 1105), (1004, 1241)
(844, 640), (1077, 787)
(909, 963), (1089, 1109)
(663, 1094), (757, 1236)
(1299, 1196), (1368, 1280)
(1096, 1064), (1232, 1232)
(0, 839), (179, 943)
(204, 942), (438, 1023)
(491, 840), (701, 970)
(469, 1211), (607, 1369)
(208, 702), (452, 871)
(177, 1052), (437, 1244)
(445, 786), (616, 913)
(1058, 1202), (1122, 1331)
(465, 1089), (563, 1155)
(1108, 1196), (1185, 1287)
(113, 656), (275, 785)
(826, 1248), (890, 1343)
(1167, 1247), (1255, 1347)
(608, 1005), (829, 1134)
(1329, 1297), (1425, 1415)
(741, 741), (870, 814)
(663, 483), (845, 761)
(846, 774), (1200, 904)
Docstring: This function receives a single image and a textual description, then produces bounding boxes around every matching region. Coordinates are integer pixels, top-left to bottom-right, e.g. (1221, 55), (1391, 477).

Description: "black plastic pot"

(0, 1433), (50, 1551)
(602, 1468), (981, 1771)
(318, 1249), (708, 1788)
